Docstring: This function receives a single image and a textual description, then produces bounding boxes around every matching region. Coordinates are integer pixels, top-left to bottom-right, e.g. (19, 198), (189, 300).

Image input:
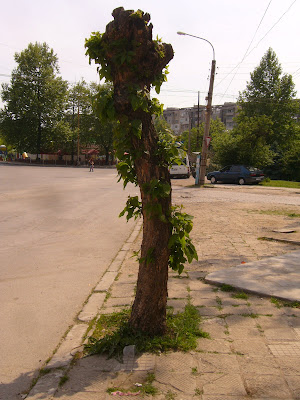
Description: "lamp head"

(177, 31), (186, 36)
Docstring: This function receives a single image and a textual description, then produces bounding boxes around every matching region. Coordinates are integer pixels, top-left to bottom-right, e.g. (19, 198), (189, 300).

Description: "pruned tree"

(85, 7), (197, 335)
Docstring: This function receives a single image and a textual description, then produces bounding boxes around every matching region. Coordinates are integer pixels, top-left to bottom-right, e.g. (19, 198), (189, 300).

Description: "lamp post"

(177, 32), (216, 186)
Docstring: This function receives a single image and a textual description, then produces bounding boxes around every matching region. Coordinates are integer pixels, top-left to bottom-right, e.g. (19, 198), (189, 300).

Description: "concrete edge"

(25, 217), (143, 399)
(204, 278), (299, 304)
(259, 236), (300, 246)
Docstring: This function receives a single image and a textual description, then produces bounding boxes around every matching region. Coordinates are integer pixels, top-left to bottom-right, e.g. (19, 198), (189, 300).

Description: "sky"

(1, 0), (300, 110)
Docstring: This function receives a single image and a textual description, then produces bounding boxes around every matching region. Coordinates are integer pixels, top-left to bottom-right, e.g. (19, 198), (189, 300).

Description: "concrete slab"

(205, 250), (300, 302)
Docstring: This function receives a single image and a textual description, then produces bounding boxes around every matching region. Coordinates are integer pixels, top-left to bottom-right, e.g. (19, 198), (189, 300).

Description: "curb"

(25, 218), (142, 399)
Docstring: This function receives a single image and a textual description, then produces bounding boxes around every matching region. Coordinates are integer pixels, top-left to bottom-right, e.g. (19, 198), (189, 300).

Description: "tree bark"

(129, 114), (172, 335)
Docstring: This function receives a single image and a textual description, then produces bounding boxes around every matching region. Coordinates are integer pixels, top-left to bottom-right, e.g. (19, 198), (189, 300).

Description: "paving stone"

(229, 327), (262, 340)
(244, 374), (292, 398)
(167, 298), (187, 312)
(264, 327), (299, 341)
(225, 314), (258, 328)
(194, 353), (240, 373)
(168, 287), (189, 299)
(192, 297), (220, 307)
(78, 293), (106, 322)
(237, 356), (281, 376)
(115, 353), (155, 372)
(268, 342), (300, 356)
(107, 259), (122, 272)
(110, 283), (135, 298)
(47, 324), (87, 368)
(232, 340), (272, 357)
(156, 353), (196, 372)
(105, 297), (134, 307)
(197, 306), (224, 317)
(189, 280), (213, 291)
(114, 249), (127, 262)
(285, 375), (300, 398)
(100, 306), (126, 314)
(196, 338), (232, 354)
(94, 271), (118, 291)
(155, 371), (196, 396)
(201, 373), (247, 396)
(27, 369), (65, 399)
(202, 396), (250, 400)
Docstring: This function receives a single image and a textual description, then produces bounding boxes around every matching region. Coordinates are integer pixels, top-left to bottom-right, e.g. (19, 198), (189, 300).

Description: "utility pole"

(77, 98), (80, 166)
(196, 91), (200, 149)
(199, 59), (216, 186)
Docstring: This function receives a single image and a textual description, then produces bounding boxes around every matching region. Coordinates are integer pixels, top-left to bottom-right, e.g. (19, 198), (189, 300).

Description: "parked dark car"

(207, 165), (264, 185)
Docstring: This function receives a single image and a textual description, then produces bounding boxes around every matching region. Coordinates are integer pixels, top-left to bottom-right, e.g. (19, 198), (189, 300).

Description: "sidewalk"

(26, 192), (300, 400)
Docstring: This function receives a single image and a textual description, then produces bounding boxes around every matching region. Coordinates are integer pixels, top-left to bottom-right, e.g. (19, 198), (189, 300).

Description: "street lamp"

(177, 31), (216, 186)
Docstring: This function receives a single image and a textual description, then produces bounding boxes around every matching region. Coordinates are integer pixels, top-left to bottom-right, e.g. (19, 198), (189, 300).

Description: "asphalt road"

(0, 165), (137, 400)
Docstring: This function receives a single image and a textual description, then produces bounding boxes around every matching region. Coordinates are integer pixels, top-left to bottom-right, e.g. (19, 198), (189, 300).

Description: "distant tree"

(212, 115), (274, 168)
(65, 80), (93, 161)
(89, 83), (115, 164)
(238, 48), (298, 150)
(0, 42), (68, 156)
(180, 118), (226, 153)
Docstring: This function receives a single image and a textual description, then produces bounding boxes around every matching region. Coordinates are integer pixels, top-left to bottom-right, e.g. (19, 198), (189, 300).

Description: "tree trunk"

(129, 114), (172, 335)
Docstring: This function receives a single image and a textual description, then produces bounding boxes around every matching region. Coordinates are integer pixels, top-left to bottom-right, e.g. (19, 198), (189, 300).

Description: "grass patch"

(258, 209), (300, 218)
(232, 292), (249, 300)
(260, 180), (300, 189)
(85, 305), (209, 360)
(220, 284), (235, 292)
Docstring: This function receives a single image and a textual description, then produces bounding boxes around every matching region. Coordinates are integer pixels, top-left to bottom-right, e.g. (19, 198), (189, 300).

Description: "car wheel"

(238, 177), (245, 185)
(210, 176), (217, 184)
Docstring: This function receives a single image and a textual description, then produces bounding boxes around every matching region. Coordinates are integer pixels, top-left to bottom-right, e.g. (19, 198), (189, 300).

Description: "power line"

(217, 0), (273, 100)
(245, 0), (297, 59)
(216, 0), (297, 100)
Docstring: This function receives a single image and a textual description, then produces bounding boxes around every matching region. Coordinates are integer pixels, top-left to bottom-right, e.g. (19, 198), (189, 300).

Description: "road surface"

(0, 165), (137, 399)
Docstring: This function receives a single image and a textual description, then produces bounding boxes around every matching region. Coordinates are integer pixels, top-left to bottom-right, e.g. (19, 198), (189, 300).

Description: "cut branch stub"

(101, 7), (174, 116)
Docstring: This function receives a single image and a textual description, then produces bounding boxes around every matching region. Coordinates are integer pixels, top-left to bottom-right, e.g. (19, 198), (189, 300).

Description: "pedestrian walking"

(89, 158), (94, 172)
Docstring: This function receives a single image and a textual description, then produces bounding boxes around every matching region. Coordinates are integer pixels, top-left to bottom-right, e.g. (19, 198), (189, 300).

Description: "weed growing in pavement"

(106, 374), (158, 396)
(104, 290), (112, 303)
(191, 367), (198, 375)
(195, 387), (203, 396)
(256, 323), (264, 333)
(84, 305), (209, 360)
(165, 390), (177, 399)
(216, 296), (223, 310)
(220, 284), (234, 292)
(271, 297), (300, 308)
(232, 292), (249, 300)
(59, 375), (69, 387)
(241, 313), (259, 318)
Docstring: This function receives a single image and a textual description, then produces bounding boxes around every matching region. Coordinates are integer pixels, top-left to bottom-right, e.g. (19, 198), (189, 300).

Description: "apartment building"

(163, 102), (238, 135)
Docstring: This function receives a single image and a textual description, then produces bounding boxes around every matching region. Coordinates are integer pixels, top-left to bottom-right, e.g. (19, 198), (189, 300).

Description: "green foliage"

(84, 305), (209, 359)
(1, 42), (68, 154)
(211, 115), (275, 168)
(119, 196), (142, 221)
(236, 48), (299, 177)
(168, 206), (198, 274)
